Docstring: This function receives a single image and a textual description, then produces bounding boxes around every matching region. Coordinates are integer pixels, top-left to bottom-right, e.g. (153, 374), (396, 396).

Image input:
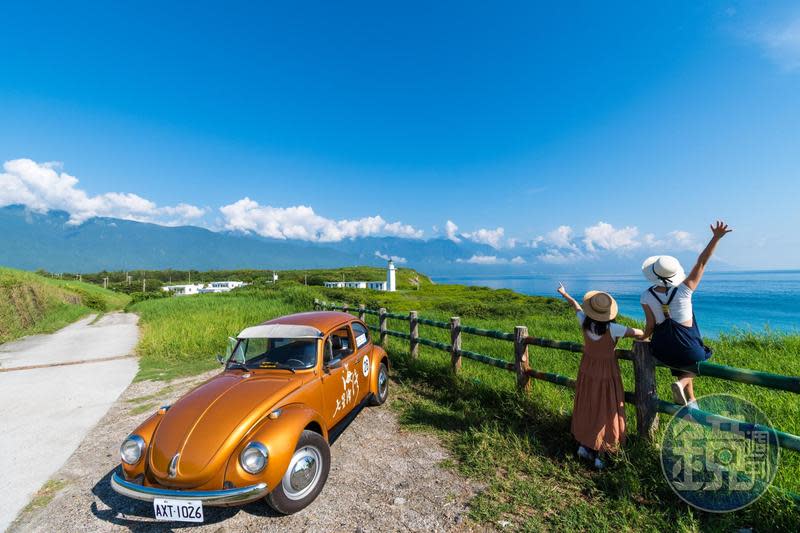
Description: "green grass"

(129, 283), (319, 381)
(22, 479), (69, 513)
(0, 267), (130, 344)
(124, 275), (800, 530)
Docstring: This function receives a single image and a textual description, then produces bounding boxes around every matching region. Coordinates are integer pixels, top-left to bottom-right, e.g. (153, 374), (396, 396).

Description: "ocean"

(431, 270), (800, 338)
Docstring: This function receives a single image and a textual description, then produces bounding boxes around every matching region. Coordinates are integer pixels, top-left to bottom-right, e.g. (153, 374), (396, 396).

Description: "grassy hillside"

(52, 265), (432, 296)
(127, 277), (800, 530)
(0, 267), (130, 344)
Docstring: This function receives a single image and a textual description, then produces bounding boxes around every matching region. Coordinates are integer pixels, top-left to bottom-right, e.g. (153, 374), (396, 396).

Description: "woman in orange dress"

(557, 283), (643, 468)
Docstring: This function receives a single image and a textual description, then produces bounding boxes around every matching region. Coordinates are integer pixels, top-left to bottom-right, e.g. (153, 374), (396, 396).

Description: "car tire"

(369, 361), (389, 406)
(266, 430), (331, 515)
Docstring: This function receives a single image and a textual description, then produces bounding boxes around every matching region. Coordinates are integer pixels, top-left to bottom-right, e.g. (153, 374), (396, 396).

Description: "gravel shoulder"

(9, 370), (481, 532)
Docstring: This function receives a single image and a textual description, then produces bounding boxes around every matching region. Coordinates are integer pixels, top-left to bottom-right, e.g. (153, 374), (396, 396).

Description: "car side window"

(328, 327), (354, 360)
(351, 322), (370, 349)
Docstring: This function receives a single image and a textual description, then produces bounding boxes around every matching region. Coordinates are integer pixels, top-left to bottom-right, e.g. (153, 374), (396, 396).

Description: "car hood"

(148, 372), (301, 486)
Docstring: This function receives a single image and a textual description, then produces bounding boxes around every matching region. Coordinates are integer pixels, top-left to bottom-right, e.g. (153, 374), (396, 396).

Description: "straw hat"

(582, 291), (618, 322)
(641, 255), (686, 287)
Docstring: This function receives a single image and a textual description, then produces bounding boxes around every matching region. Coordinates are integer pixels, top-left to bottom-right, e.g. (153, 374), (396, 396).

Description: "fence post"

(359, 304), (366, 322)
(450, 317), (461, 374)
(379, 307), (388, 348)
(514, 326), (531, 392)
(409, 311), (419, 359)
(633, 340), (659, 440)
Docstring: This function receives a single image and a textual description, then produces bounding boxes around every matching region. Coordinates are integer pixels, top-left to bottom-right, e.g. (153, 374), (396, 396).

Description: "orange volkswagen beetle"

(111, 311), (389, 521)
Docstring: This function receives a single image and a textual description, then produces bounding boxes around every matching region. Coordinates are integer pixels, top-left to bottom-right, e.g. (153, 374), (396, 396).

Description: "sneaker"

(577, 446), (594, 461)
(671, 382), (688, 406)
(594, 457), (606, 470)
(686, 400), (699, 410)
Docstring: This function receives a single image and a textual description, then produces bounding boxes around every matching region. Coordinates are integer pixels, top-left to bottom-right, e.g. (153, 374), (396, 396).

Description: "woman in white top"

(640, 221), (732, 406)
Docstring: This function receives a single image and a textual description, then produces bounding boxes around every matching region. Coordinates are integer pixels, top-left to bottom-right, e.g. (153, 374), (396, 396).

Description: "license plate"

(153, 498), (204, 522)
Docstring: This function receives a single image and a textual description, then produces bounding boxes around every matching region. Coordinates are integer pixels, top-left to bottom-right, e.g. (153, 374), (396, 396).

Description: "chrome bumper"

(110, 472), (268, 506)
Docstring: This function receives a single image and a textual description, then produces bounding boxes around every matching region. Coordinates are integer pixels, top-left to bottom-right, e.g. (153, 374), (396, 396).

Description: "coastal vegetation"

(86, 268), (800, 529)
(0, 267), (129, 344)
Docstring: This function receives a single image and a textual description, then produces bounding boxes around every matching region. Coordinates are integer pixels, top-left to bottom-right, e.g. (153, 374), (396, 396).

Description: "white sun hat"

(642, 255), (686, 287)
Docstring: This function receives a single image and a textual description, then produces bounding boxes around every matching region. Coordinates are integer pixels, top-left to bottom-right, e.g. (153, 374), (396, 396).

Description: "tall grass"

(129, 284), (321, 380)
(0, 267), (130, 344)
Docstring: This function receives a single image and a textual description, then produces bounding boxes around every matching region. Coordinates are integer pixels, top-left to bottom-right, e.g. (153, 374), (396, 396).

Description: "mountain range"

(0, 205), (711, 275)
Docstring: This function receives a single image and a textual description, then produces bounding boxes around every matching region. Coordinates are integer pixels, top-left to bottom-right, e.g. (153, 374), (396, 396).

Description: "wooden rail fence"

(314, 299), (800, 452)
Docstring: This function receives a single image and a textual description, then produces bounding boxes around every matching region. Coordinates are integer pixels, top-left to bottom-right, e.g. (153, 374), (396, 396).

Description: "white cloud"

(0, 158), (206, 225)
(754, 15), (800, 71)
(219, 198), (423, 242)
(456, 254), (525, 265)
(544, 225), (577, 249)
(644, 230), (702, 253)
(457, 254), (504, 265)
(583, 222), (640, 252)
(533, 222), (702, 265)
(462, 226), (507, 249)
(374, 250), (407, 264)
(447, 219), (514, 249)
(444, 220), (461, 243)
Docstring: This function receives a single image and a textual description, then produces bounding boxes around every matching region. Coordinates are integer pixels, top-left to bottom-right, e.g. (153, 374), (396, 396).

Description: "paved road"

(0, 313), (139, 532)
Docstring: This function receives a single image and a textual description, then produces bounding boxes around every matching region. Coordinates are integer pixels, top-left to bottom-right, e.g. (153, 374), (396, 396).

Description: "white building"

(323, 260), (396, 292)
(162, 280), (247, 296)
(161, 284), (203, 296)
(199, 281), (248, 293)
(387, 259), (396, 292)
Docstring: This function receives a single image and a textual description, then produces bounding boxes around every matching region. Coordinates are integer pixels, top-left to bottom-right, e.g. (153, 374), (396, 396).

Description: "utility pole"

(304, 274), (307, 286)
(126, 271), (130, 286)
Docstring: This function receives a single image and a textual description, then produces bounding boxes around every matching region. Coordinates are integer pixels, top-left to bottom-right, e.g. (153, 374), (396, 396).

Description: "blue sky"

(1, 1), (799, 269)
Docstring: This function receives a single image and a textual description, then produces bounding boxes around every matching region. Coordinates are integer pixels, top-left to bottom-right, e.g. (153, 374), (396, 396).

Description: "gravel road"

(0, 313), (139, 532)
(9, 369), (481, 532)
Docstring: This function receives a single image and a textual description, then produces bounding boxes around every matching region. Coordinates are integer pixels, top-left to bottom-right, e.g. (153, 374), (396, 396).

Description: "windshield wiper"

(258, 361), (297, 373)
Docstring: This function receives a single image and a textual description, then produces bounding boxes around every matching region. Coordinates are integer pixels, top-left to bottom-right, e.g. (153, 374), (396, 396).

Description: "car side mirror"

(216, 354), (225, 365)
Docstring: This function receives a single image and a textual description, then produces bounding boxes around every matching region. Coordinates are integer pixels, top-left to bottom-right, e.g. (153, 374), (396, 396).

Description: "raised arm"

(557, 282), (582, 313)
(684, 220), (732, 291)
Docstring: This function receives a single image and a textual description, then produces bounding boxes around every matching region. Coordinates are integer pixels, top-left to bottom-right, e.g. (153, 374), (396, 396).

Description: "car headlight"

(120, 435), (145, 465)
(239, 442), (268, 474)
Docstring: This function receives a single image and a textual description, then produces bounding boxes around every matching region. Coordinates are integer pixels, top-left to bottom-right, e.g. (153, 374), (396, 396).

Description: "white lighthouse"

(386, 259), (396, 292)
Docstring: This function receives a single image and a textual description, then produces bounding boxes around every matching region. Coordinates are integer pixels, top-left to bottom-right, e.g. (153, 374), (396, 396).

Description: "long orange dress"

(571, 328), (626, 452)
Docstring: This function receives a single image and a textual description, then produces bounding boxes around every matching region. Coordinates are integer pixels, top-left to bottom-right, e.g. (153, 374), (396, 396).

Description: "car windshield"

(229, 337), (317, 370)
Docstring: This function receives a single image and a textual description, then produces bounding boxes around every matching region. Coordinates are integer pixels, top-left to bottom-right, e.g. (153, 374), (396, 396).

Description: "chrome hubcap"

(282, 446), (322, 500)
(378, 367), (388, 398)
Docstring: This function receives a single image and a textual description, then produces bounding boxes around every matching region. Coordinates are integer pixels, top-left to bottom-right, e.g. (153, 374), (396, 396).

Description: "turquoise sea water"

(431, 271), (800, 338)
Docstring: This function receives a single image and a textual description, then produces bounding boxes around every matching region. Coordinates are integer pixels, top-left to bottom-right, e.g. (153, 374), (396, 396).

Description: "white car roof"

(237, 324), (323, 339)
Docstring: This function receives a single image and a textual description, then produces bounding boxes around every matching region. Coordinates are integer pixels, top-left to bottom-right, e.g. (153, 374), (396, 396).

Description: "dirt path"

(0, 313), (139, 532)
(9, 370), (481, 532)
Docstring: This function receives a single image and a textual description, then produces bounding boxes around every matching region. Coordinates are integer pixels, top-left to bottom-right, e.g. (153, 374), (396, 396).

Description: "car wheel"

(266, 430), (330, 515)
(369, 362), (389, 406)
